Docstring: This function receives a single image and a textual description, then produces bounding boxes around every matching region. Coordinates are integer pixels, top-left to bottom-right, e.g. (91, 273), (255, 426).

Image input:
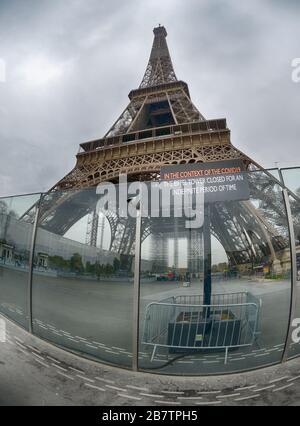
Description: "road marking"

(46, 356), (61, 364)
(15, 341), (27, 350)
(177, 396), (203, 401)
(57, 371), (75, 381)
(235, 385), (257, 392)
(235, 394), (261, 402)
(106, 385), (127, 392)
(32, 352), (46, 361)
(84, 383), (106, 392)
(217, 393), (241, 399)
(34, 359), (50, 368)
(255, 353), (270, 358)
(67, 338), (78, 343)
(126, 385), (150, 392)
(288, 375), (300, 382)
(254, 385), (275, 392)
(86, 344), (98, 349)
(230, 357), (246, 362)
(273, 383), (294, 392)
(52, 364), (68, 372)
(16, 348), (27, 356)
(287, 376), (300, 383)
(118, 393), (142, 401)
(95, 377), (115, 385)
(69, 367), (85, 374)
(26, 345), (41, 354)
(269, 376), (289, 384)
(77, 375), (94, 383)
(92, 342), (106, 347)
(196, 401), (222, 406)
(140, 393), (164, 398)
(38, 325), (48, 330)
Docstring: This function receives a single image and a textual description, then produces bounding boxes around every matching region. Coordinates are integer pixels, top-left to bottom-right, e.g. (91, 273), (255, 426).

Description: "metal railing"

(142, 292), (262, 364)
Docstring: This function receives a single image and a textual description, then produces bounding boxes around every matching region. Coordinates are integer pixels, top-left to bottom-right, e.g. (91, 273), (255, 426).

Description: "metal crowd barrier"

(142, 292), (262, 364)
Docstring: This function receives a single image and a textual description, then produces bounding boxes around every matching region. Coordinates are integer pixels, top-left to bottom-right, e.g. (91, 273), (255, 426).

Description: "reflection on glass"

(267, 168), (281, 182)
(0, 194), (41, 328)
(280, 168), (300, 359)
(287, 193), (300, 358)
(139, 171), (292, 374)
(32, 187), (134, 368)
(0, 168), (298, 375)
(281, 168), (300, 196)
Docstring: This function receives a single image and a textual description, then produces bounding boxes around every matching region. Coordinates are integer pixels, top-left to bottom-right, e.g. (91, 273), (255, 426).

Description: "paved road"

(0, 266), (297, 374)
(1, 313), (300, 406)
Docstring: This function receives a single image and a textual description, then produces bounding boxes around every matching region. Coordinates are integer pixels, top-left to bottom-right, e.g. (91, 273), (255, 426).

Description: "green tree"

(113, 257), (120, 272)
(49, 255), (69, 271)
(95, 262), (105, 280)
(105, 263), (113, 276)
(70, 253), (84, 274)
(85, 261), (95, 274)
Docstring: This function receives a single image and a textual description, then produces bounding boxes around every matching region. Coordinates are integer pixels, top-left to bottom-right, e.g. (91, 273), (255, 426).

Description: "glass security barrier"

(31, 187), (135, 368)
(0, 167), (299, 375)
(281, 168), (300, 195)
(0, 193), (41, 329)
(138, 171), (292, 374)
(267, 168), (281, 182)
(279, 168), (300, 359)
(287, 193), (300, 359)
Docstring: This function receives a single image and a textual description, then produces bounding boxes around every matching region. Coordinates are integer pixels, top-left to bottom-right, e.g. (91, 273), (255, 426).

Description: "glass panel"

(0, 194), (41, 329)
(281, 168), (300, 195)
(287, 193), (300, 358)
(31, 186), (134, 368)
(138, 171), (291, 374)
(266, 168), (281, 182)
(280, 168), (300, 359)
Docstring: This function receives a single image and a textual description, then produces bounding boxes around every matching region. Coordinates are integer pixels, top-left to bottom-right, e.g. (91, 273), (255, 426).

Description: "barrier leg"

(151, 345), (157, 362)
(224, 347), (229, 365)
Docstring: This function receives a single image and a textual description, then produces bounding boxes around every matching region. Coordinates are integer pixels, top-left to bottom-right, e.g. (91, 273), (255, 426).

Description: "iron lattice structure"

(22, 26), (288, 270)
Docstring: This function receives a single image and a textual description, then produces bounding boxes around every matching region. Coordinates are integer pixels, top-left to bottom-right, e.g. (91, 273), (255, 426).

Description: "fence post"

(27, 195), (42, 333)
(282, 189), (297, 362)
(132, 196), (142, 371)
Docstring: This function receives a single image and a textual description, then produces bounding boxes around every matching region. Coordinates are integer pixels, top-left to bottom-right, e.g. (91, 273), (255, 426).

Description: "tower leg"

(86, 208), (99, 247)
(150, 233), (168, 273)
(187, 230), (203, 277)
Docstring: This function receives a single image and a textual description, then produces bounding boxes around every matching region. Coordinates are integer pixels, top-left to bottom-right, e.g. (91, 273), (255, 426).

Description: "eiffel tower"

(24, 26), (287, 271)
(55, 25), (254, 191)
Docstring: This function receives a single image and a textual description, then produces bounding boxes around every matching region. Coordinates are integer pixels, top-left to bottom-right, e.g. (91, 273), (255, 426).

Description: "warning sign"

(160, 160), (250, 203)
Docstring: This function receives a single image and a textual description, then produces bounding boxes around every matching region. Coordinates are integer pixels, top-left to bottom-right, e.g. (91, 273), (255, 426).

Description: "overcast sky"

(0, 0), (299, 197)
